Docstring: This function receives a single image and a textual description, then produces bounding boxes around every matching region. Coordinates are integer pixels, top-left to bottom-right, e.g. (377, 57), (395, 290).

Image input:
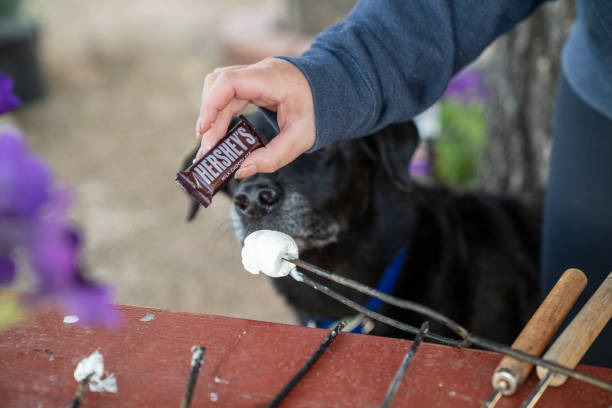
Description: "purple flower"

(0, 130), (119, 327)
(409, 156), (432, 178)
(443, 68), (488, 104)
(0, 72), (20, 115)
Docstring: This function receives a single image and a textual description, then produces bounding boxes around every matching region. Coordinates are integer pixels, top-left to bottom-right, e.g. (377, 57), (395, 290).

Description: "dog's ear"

(358, 121), (420, 191)
(181, 117), (242, 221)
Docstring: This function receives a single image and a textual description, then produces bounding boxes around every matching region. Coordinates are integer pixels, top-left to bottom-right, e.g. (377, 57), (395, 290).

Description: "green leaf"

(433, 100), (487, 189)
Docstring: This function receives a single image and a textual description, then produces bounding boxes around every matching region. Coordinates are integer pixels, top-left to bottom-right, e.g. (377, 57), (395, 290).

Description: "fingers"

(196, 65), (248, 137)
(235, 117), (315, 178)
(195, 62), (277, 161)
(197, 67), (237, 136)
(194, 58), (315, 176)
(195, 75), (216, 136)
(196, 98), (248, 160)
(198, 67), (271, 136)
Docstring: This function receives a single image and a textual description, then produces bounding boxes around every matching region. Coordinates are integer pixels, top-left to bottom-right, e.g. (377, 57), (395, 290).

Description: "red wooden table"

(1, 304), (611, 407)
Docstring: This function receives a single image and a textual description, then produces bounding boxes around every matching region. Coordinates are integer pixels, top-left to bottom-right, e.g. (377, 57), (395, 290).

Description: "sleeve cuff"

(276, 52), (378, 152)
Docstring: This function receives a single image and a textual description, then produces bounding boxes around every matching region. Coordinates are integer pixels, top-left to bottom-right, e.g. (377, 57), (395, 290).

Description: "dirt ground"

(14, 0), (297, 324)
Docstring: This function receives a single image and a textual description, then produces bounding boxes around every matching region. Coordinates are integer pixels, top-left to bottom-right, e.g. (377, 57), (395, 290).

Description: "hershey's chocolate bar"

(175, 116), (266, 207)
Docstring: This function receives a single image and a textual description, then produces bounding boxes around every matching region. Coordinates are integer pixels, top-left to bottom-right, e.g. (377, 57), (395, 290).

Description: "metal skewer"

(521, 372), (554, 408)
(520, 271), (612, 408)
(268, 320), (346, 408)
(288, 267), (464, 347)
(287, 257), (469, 343)
(70, 373), (93, 408)
(481, 268), (587, 408)
(284, 258), (612, 393)
(380, 321), (429, 408)
(180, 345), (206, 408)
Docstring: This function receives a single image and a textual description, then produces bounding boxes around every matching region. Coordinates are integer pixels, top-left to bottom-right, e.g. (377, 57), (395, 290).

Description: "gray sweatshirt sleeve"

(279, 0), (548, 151)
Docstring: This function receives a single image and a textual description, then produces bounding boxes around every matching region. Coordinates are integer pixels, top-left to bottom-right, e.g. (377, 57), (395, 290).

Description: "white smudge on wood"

(139, 313), (155, 322)
(63, 315), (79, 324)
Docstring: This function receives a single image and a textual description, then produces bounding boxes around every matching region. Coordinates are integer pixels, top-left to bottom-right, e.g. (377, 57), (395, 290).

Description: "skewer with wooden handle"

(482, 268), (587, 408)
(521, 271), (612, 408)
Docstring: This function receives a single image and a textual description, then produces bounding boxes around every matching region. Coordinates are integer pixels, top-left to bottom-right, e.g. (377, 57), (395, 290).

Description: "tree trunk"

(480, 0), (575, 194)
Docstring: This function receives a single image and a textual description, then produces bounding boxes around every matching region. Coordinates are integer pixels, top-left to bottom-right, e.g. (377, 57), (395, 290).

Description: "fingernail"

(235, 164), (256, 179)
(196, 117), (203, 137)
(200, 130), (214, 152)
(195, 146), (203, 161)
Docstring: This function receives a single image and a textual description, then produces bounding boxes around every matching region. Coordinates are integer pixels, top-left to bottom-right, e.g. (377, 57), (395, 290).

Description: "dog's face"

(225, 148), (349, 250)
(221, 121), (419, 254)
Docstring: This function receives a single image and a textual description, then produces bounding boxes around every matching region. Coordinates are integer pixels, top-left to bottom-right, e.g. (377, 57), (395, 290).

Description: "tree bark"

(480, 0), (575, 194)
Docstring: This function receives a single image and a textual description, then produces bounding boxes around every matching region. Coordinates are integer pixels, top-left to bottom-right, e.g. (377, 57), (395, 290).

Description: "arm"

(196, 0), (549, 177)
(284, 0), (549, 150)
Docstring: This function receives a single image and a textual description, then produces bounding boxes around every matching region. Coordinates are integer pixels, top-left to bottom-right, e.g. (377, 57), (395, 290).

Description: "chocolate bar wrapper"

(175, 116), (267, 207)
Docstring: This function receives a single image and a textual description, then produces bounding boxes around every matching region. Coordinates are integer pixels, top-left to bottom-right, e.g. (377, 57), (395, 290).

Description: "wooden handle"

(536, 271), (612, 386)
(492, 268), (587, 394)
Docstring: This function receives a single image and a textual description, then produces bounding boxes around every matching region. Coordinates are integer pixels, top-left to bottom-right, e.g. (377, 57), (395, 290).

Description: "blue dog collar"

(306, 246), (408, 334)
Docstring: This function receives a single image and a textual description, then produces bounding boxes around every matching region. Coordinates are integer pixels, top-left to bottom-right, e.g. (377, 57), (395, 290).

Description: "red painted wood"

(0, 305), (610, 407)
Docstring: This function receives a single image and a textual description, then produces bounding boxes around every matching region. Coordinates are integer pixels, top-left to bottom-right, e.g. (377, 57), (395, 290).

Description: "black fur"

(185, 120), (541, 344)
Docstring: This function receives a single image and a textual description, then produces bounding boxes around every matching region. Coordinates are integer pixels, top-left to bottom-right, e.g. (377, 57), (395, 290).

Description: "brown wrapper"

(175, 116), (267, 207)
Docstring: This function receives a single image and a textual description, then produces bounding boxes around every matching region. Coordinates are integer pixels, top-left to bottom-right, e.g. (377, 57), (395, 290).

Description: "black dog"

(184, 119), (541, 345)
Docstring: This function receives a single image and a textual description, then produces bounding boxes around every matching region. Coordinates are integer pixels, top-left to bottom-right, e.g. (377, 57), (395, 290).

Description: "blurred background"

(0, 0), (574, 324)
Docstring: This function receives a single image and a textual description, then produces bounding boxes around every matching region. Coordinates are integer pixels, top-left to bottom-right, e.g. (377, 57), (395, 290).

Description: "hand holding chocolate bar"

(195, 58), (315, 179)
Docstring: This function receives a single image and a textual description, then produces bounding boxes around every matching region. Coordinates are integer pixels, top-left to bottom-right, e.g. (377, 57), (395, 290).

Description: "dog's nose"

(233, 180), (282, 218)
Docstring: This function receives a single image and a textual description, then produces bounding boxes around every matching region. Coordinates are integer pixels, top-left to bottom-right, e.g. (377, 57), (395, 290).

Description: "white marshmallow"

(74, 351), (104, 382)
(74, 350), (117, 393)
(241, 230), (299, 278)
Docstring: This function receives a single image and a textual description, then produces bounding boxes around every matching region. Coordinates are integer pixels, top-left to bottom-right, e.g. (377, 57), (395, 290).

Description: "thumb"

(235, 119), (315, 178)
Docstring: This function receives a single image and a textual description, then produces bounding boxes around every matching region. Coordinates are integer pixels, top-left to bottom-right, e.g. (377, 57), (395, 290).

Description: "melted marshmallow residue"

(74, 350), (117, 393)
(63, 315), (79, 324)
(139, 313), (155, 322)
(241, 230), (299, 278)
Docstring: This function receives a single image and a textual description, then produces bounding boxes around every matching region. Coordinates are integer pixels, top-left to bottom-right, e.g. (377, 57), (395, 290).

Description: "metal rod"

(466, 332), (612, 392)
(180, 345), (206, 408)
(380, 321), (429, 408)
(290, 269), (463, 347)
(287, 258), (470, 341)
(286, 263), (612, 393)
(70, 373), (92, 408)
(520, 371), (553, 408)
(268, 321), (346, 408)
(481, 388), (503, 408)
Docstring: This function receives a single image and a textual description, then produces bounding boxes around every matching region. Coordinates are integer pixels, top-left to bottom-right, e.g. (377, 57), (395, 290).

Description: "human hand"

(195, 57), (315, 179)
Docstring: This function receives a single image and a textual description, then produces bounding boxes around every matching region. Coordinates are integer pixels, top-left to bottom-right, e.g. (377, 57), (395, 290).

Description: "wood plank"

(0, 305), (610, 407)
